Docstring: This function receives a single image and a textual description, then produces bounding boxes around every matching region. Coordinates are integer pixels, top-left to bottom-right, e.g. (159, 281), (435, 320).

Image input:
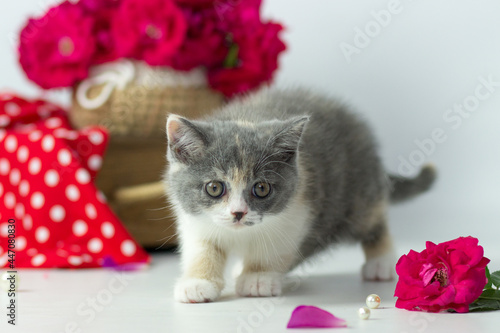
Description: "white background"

(1, 2), (500, 333)
(1, 0), (500, 254)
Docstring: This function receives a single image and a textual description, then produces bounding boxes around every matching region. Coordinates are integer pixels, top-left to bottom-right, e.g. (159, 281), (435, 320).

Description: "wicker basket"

(69, 60), (225, 248)
(69, 59), (224, 138)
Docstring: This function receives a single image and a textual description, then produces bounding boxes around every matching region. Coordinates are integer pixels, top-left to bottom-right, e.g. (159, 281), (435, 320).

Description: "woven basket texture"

(70, 67), (225, 248)
(70, 83), (223, 138)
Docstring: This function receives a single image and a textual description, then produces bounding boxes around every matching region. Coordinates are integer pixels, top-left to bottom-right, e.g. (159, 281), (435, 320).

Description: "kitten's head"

(165, 114), (308, 230)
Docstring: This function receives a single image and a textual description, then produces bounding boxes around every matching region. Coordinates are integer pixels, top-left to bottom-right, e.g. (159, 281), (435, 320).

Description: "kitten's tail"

(388, 164), (437, 203)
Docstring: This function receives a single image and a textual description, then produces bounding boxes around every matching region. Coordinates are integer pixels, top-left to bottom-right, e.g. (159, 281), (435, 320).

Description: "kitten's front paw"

(236, 272), (282, 297)
(174, 278), (222, 303)
(362, 252), (396, 281)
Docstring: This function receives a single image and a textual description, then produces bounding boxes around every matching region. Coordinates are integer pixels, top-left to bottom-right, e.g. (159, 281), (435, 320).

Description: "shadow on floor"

(282, 272), (397, 305)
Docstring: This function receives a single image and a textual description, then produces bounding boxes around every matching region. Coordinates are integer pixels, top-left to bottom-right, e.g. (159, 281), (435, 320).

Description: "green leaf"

(477, 289), (500, 301)
(469, 299), (500, 312)
(223, 43), (239, 69)
(485, 266), (492, 289)
(490, 270), (500, 289)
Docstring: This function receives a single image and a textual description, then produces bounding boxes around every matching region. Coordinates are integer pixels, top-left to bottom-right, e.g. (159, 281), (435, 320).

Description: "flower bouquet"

(17, 0), (286, 247)
(18, 0), (286, 138)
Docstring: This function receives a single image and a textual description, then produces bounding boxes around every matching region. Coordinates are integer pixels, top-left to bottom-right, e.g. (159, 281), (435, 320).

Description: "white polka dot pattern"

(22, 215), (33, 230)
(19, 180), (30, 197)
(57, 148), (72, 166)
(88, 238), (103, 253)
(17, 146), (29, 162)
(4, 135), (17, 153)
(0, 97), (146, 269)
(44, 169), (60, 187)
(31, 254), (46, 267)
(101, 222), (115, 239)
(30, 192), (45, 209)
(28, 157), (42, 175)
(41, 135), (55, 152)
(87, 155), (102, 171)
(75, 168), (91, 184)
(0, 158), (10, 175)
(35, 226), (50, 243)
(121, 240), (136, 257)
(72, 220), (88, 237)
(85, 203), (97, 219)
(9, 168), (20, 186)
(4, 192), (15, 210)
(65, 185), (80, 202)
(16, 236), (27, 251)
(49, 205), (66, 222)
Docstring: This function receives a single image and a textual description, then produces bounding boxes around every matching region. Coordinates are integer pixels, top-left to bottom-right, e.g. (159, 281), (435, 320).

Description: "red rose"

(18, 1), (96, 89)
(175, 0), (215, 8)
(79, 0), (121, 12)
(171, 6), (226, 71)
(208, 21), (286, 97)
(394, 236), (490, 313)
(89, 8), (120, 64)
(111, 0), (187, 66)
(78, 0), (121, 64)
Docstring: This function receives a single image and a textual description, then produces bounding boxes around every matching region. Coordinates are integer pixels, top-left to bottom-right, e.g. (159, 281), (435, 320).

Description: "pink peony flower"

(171, 6), (226, 71)
(111, 0), (187, 66)
(208, 21), (286, 97)
(18, 1), (96, 89)
(394, 236), (490, 313)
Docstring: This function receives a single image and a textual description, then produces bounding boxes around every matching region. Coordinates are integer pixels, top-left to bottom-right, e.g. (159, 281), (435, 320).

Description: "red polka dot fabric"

(0, 93), (150, 268)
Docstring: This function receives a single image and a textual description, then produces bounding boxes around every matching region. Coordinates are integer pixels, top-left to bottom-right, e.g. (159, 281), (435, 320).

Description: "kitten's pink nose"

(232, 211), (247, 221)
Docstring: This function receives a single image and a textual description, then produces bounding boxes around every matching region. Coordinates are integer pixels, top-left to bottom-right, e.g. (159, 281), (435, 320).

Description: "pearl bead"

(0, 272), (19, 292)
(358, 306), (371, 320)
(366, 294), (381, 309)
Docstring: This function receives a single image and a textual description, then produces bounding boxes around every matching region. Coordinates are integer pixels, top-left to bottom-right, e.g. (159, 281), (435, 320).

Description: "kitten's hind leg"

(360, 202), (396, 281)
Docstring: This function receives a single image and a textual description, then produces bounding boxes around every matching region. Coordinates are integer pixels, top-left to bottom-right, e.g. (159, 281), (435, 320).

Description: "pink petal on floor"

(287, 305), (347, 329)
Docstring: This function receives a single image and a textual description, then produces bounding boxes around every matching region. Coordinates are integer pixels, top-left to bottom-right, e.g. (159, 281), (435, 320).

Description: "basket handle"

(75, 60), (135, 110)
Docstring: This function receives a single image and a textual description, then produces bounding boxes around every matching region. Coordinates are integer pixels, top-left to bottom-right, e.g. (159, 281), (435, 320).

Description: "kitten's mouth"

(231, 220), (255, 228)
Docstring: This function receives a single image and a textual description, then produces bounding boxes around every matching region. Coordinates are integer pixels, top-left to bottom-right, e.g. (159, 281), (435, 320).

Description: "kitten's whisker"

(262, 169), (286, 182)
(256, 228), (270, 268)
(267, 222), (305, 263)
(258, 159), (294, 170)
(260, 226), (286, 272)
(155, 232), (179, 250)
(254, 149), (291, 172)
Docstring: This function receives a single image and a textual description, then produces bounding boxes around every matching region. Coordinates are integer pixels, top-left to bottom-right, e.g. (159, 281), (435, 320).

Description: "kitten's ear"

(272, 116), (309, 160)
(166, 114), (208, 164)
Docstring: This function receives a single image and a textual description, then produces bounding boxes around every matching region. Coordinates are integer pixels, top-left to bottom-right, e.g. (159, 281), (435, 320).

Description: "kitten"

(164, 88), (435, 303)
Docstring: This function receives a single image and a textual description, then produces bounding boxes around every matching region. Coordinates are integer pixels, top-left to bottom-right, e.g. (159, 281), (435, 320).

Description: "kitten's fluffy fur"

(165, 88), (435, 303)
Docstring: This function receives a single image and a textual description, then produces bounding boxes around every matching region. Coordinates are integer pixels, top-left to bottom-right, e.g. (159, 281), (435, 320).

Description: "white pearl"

(366, 293), (381, 309)
(358, 306), (371, 320)
(0, 272), (20, 292)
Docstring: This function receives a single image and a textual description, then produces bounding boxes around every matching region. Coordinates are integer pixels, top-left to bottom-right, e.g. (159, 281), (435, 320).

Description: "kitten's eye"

(252, 182), (271, 198)
(205, 181), (225, 198)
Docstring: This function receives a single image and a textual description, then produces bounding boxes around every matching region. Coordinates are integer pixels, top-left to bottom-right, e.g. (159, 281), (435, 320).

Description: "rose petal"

(419, 263), (437, 286)
(287, 305), (347, 329)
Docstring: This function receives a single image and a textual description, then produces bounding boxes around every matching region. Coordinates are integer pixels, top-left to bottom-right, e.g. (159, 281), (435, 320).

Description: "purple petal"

(102, 256), (148, 271)
(287, 305), (347, 329)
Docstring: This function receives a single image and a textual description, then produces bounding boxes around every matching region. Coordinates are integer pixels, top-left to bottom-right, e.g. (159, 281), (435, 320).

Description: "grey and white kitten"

(164, 88), (435, 303)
